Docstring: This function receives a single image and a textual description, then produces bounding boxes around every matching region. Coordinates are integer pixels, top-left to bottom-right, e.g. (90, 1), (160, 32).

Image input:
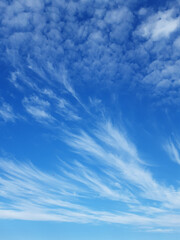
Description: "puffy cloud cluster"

(0, 0), (134, 83)
(0, 0), (180, 108)
(134, 7), (180, 102)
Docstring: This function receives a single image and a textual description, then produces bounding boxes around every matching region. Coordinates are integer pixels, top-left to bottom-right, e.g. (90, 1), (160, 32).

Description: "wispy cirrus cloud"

(66, 122), (180, 209)
(165, 138), (180, 165)
(1, 121), (180, 232)
(23, 96), (54, 123)
(0, 102), (17, 122)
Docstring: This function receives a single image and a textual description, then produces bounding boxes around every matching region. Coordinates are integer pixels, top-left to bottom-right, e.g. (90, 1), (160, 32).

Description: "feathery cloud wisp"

(0, 122), (180, 232)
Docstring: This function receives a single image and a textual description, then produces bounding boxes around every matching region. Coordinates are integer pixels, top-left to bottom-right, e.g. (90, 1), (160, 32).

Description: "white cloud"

(165, 139), (180, 165)
(67, 122), (180, 210)
(146, 228), (173, 233)
(56, 98), (81, 121)
(95, 121), (140, 162)
(1, 0), (135, 96)
(137, 9), (180, 41)
(1, 0), (180, 108)
(62, 161), (133, 202)
(0, 102), (16, 122)
(23, 96), (54, 122)
(1, 121), (180, 230)
(25, 106), (51, 120)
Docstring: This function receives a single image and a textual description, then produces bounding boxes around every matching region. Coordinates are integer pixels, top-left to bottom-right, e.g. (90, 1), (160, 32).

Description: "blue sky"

(0, 0), (180, 239)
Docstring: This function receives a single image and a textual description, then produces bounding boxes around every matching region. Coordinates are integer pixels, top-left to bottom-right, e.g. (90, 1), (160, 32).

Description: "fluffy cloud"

(137, 9), (180, 41)
(1, 0), (180, 108)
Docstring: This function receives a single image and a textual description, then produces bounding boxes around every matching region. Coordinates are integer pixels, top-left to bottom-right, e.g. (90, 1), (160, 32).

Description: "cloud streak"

(0, 102), (17, 122)
(165, 138), (180, 165)
(1, 122), (180, 232)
